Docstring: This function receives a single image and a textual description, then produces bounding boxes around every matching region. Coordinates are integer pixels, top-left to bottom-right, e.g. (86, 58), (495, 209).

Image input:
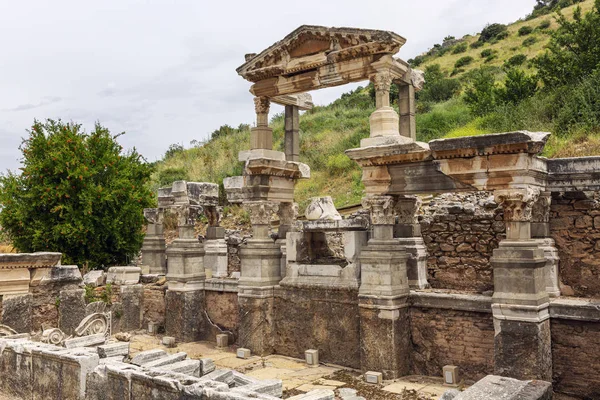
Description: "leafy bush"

(409, 55), (427, 67)
(480, 49), (494, 58)
(452, 42), (468, 54)
(455, 56), (474, 68)
(518, 26), (534, 36)
(555, 71), (600, 134)
(451, 68), (465, 77)
(504, 54), (527, 68)
(522, 37), (538, 47)
(484, 54), (498, 63)
(495, 31), (510, 41)
(158, 167), (188, 187)
(464, 69), (498, 116)
(416, 99), (474, 142)
(470, 41), (484, 49)
(479, 23), (508, 43)
(497, 69), (538, 104)
(534, 0), (600, 87)
(0, 120), (153, 269)
(537, 20), (551, 30)
(418, 64), (461, 103)
(164, 143), (184, 159)
(326, 153), (355, 175)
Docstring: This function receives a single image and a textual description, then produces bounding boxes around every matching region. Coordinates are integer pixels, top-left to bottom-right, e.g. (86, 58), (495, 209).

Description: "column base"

(141, 235), (166, 275)
(165, 288), (205, 342)
(238, 288), (275, 356)
(493, 317), (552, 381)
(359, 239), (409, 297)
(359, 296), (410, 379)
(397, 237), (429, 290)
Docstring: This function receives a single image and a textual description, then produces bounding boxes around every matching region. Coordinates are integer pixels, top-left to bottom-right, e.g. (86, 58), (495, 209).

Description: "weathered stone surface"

(453, 375), (552, 400)
(0, 252), (62, 268)
(64, 333), (107, 349)
(97, 342), (129, 358)
(305, 197), (342, 221)
(156, 359), (201, 377)
(84, 270), (106, 287)
(165, 289), (206, 342)
(130, 349), (167, 366)
(120, 284), (143, 331)
(440, 389), (460, 400)
(59, 288), (86, 336)
(0, 293), (32, 333)
(429, 131), (550, 158)
(106, 266), (141, 285)
(143, 352), (187, 368)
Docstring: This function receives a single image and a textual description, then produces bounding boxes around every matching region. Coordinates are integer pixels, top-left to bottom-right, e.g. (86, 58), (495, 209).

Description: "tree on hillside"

(417, 64), (461, 103)
(534, 0), (600, 87)
(0, 119), (153, 269)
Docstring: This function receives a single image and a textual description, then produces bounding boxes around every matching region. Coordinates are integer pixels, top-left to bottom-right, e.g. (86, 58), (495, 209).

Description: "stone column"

(276, 202), (297, 279)
(394, 195), (428, 289)
(141, 208), (167, 275)
(398, 83), (416, 141)
(204, 205), (228, 278)
(251, 96), (272, 150)
(284, 105), (300, 162)
(165, 205), (206, 342)
(238, 200), (281, 356)
(368, 73), (400, 140)
(491, 188), (552, 381)
(358, 195), (411, 379)
(531, 192), (560, 298)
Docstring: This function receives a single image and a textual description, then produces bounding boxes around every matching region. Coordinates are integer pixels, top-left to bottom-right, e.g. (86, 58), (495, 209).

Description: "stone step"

(143, 352), (187, 368)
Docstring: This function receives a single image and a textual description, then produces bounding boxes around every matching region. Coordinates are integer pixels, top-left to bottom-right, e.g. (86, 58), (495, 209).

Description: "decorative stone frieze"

(494, 188), (541, 223)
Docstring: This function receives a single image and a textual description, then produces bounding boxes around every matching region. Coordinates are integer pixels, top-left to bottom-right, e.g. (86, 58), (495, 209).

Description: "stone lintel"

(244, 158), (310, 179)
(204, 279), (239, 293)
(345, 140), (430, 166)
(546, 156), (600, 191)
(409, 291), (492, 313)
(549, 298), (600, 322)
(0, 252), (62, 269)
(300, 219), (368, 232)
(271, 93), (313, 110)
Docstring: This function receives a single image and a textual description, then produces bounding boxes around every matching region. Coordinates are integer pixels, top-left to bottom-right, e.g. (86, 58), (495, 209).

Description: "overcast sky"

(0, 0), (536, 172)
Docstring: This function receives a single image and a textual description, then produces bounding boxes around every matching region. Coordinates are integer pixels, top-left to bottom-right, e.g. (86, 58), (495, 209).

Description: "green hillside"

(152, 0), (600, 210)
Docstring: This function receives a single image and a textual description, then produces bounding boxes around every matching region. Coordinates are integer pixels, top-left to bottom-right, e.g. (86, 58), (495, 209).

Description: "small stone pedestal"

(358, 196), (411, 379)
(238, 201), (281, 356)
(165, 224), (206, 342)
(141, 223), (167, 275)
(394, 195), (428, 289)
(204, 227), (228, 278)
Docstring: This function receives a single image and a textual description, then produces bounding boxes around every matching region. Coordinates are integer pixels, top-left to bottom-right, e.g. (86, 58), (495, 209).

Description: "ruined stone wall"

(274, 286), (361, 368)
(550, 191), (600, 297)
(410, 307), (495, 382)
(551, 318), (600, 399)
(226, 233), (244, 275)
(142, 283), (166, 329)
(205, 291), (239, 339)
(420, 193), (505, 293)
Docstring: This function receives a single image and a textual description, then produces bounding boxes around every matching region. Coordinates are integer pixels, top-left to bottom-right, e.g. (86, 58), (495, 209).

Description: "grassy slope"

(153, 0), (596, 209)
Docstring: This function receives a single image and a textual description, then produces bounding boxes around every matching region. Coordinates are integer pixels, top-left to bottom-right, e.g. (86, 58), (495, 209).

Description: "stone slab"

(97, 342), (129, 358)
(143, 352), (187, 368)
(156, 359), (201, 377)
(83, 270), (106, 287)
(64, 333), (107, 349)
(130, 349), (168, 366)
(106, 266), (141, 285)
(59, 288), (86, 336)
(454, 375), (552, 400)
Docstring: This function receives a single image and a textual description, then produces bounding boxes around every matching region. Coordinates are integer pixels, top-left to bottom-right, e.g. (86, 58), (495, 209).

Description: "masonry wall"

(550, 191), (600, 297)
(409, 307), (495, 382)
(551, 318), (600, 399)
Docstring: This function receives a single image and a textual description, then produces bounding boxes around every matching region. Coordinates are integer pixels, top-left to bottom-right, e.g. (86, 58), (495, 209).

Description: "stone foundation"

(165, 289), (206, 342)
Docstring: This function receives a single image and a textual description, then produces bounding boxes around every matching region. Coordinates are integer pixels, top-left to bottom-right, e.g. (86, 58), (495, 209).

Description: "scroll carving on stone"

(362, 195), (396, 225)
(395, 195), (422, 224)
(41, 328), (68, 346)
(244, 201), (279, 226)
(305, 197), (341, 221)
(177, 205), (203, 226)
(532, 193), (552, 223)
(0, 324), (17, 337)
(75, 312), (112, 339)
(143, 208), (164, 225)
(494, 187), (541, 222)
(371, 72), (393, 92)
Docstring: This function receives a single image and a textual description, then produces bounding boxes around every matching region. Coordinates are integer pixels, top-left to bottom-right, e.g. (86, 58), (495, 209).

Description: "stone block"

(364, 371), (382, 384)
(120, 284), (143, 331)
(287, 389), (335, 400)
(106, 266), (141, 285)
(216, 333), (229, 348)
(162, 336), (176, 348)
(97, 342), (129, 358)
(46, 265), (83, 284)
(237, 348), (251, 359)
(231, 379), (283, 397)
(83, 270), (106, 287)
(200, 358), (216, 375)
(143, 352), (187, 368)
(165, 289), (205, 343)
(453, 375), (552, 400)
(305, 349), (319, 366)
(64, 333), (106, 349)
(0, 268), (31, 295)
(0, 293), (32, 333)
(156, 359), (201, 377)
(130, 349), (167, 366)
(443, 365), (460, 386)
(59, 288), (86, 336)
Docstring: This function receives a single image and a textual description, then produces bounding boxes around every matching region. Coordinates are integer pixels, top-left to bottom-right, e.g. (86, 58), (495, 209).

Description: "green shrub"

(0, 120), (153, 269)
(470, 41), (484, 49)
(326, 153), (355, 175)
(409, 55), (427, 67)
(479, 23), (508, 43)
(484, 55), (498, 63)
(416, 99), (474, 142)
(157, 167), (189, 187)
(451, 68), (465, 77)
(464, 69), (498, 116)
(455, 56), (474, 68)
(418, 65), (461, 103)
(452, 42), (468, 54)
(495, 31), (510, 41)
(555, 71), (600, 134)
(497, 69), (538, 104)
(522, 37), (538, 47)
(480, 49), (494, 58)
(537, 20), (551, 30)
(518, 26), (533, 36)
(164, 143), (184, 159)
(504, 54), (527, 68)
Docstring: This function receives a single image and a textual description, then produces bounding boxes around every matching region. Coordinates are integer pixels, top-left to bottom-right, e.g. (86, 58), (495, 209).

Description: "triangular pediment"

(237, 25), (406, 82)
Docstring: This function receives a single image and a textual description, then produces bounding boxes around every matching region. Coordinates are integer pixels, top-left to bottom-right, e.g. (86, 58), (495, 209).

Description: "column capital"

(362, 195), (395, 225)
(254, 96), (270, 115)
(177, 204), (203, 226)
(143, 208), (164, 224)
(278, 202), (298, 226)
(370, 72), (393, 92)
(204, 205), (220, 227)
(244, 200), (279, 226)
(394, 195), (421, 225)
(531, 191), (552, 223)
(494, 188), (541, 222)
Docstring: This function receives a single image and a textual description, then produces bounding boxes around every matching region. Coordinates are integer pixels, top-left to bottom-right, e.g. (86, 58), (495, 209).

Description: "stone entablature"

(0, 252), (62, 296)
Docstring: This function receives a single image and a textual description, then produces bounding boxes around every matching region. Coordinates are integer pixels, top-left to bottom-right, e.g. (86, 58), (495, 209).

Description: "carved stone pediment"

(237, 25), (407, 83)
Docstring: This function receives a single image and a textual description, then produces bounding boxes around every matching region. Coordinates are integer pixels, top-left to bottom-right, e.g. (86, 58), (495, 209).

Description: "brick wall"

(410, 307), (495, 382)
(550, 192), (600, 297)
(143, 284), (166, 329)
(420, 193), (505, 293)
(551, 318), (600, 398)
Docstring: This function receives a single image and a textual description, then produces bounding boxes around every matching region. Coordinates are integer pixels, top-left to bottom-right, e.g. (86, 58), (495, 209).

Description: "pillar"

(359, 195), (411, 379)
(165, 205), (206, 342)
(238, 200), (281, 356)
(491, 188), (552, 381)
(141, 208), (167, 275)
(204, 205), (228, 278)
(368, 73), (400, 139)
(276, 202), (297, 279)
(398, 83), (416, 141)
(394, 195), (429, 289)
(251, 96), (272, 150)
(531, 192), (560, 298)
(284, 105), (300, 162)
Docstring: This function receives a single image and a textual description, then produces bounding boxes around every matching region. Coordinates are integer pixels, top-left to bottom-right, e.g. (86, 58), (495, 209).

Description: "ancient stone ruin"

(2, 25), (600, 399)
